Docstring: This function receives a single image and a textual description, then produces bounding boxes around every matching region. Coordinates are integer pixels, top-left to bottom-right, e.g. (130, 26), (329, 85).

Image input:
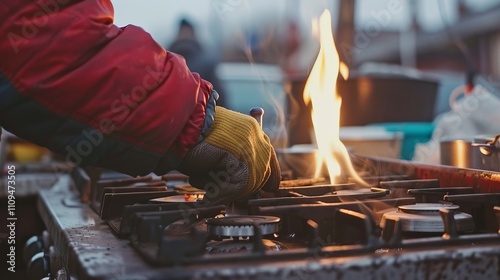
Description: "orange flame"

(303, 9), (366, 186)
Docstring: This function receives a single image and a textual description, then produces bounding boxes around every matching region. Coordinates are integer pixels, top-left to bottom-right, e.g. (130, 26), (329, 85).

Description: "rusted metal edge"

(353, 155), (500, 192)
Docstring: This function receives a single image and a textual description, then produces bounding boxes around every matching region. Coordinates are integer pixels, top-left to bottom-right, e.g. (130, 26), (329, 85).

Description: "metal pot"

(471, 135), (500, 171)
(440, 138), (475, 169)
(440, 135), (500, 171)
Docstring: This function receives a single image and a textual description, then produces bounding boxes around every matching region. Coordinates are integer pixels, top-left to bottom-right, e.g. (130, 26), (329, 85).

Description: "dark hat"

(179, 18), (194, 29)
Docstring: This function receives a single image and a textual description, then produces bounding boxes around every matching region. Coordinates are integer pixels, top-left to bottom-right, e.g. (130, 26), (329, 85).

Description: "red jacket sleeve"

(0, 0), (215, 175)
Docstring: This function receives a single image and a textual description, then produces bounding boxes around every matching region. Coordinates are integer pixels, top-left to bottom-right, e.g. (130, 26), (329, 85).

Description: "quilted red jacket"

(0, 0), (216, 175)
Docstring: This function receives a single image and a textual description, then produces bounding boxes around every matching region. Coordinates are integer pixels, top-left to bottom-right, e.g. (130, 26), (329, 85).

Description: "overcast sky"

(111, 0), (500, 46)
(111, 0), (335, 47)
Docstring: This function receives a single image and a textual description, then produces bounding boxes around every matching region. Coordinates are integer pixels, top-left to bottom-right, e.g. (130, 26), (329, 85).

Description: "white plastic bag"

(413, 85), (500, 164)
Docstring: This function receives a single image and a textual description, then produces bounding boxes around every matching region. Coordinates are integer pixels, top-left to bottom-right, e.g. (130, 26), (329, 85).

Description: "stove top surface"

(38, 157), (500, 279)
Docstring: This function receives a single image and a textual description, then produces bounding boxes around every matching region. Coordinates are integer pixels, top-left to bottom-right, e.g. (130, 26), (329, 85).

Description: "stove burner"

(206, 216), (280, 237)
(381, 203), (474, 233)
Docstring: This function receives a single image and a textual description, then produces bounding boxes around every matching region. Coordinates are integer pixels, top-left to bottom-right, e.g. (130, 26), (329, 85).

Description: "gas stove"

(33, 155), (500, 279)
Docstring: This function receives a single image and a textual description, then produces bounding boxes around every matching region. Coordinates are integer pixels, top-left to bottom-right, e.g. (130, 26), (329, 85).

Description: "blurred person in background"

(168, 18), (226, 107)
(0, 0), (279, 205)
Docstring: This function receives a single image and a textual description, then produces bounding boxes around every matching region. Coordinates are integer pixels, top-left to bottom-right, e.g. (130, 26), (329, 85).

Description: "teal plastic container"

(369, 122), (435, 160)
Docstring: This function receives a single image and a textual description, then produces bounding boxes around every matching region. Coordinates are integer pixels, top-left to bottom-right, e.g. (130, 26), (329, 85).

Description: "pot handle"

(471, 134), (500, 156)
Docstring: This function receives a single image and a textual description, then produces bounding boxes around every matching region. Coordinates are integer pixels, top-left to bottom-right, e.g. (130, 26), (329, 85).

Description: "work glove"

(178, 107), (280, 206)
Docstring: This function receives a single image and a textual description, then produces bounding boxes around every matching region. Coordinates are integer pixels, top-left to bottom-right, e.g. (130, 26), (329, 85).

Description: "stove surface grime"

(39, 158), (500, 280)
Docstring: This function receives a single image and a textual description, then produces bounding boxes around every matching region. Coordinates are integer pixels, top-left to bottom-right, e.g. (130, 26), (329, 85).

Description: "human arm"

(0, 0), (213, 175)
(0, 0), (279, 203)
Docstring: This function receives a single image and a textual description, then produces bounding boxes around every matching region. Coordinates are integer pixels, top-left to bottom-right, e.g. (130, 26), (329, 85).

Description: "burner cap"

(381, 204), (474, 233)
(398, 203), (459, 214)
(206, 216), (280, 237)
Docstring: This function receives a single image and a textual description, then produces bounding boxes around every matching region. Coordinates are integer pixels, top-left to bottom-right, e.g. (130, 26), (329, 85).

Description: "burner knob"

(27, 252), (50, 280)
(23, 231), (51, 266)
(23, 236), (43, 266)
